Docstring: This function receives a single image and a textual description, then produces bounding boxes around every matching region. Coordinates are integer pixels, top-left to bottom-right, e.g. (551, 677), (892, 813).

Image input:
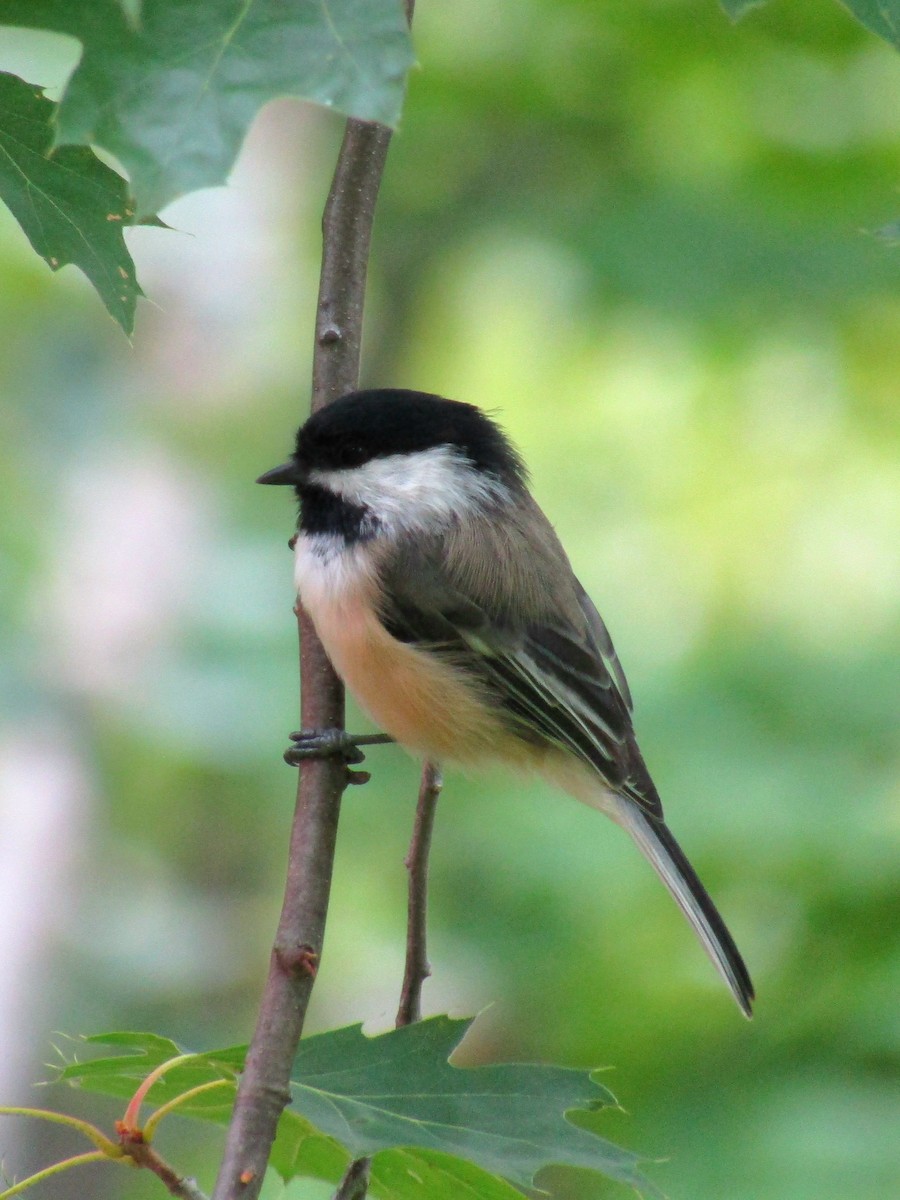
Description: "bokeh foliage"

(0, 2), (898, 1198)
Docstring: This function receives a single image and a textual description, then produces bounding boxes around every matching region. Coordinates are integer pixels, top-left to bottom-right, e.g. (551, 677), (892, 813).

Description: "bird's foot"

(284, 729), (394, 785)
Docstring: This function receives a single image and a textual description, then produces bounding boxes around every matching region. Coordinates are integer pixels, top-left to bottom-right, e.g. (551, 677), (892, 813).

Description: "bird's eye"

(339, 442), (367, 467)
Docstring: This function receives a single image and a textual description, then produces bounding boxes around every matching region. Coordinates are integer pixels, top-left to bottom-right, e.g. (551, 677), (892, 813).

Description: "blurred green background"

(0, 1), (898, 1198)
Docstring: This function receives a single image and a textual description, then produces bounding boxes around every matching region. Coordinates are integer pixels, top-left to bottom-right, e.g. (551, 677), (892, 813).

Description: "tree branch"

(397, 761), (443, 1027)
(211, 115), (396, 1200)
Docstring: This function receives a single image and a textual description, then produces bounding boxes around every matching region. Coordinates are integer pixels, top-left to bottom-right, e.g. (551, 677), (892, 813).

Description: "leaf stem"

(0, 1107), (118, 1155)
(121, 1053), (200, 1132)
(142, 1080), (235, 1142)
(0, 1150), (109, 1198)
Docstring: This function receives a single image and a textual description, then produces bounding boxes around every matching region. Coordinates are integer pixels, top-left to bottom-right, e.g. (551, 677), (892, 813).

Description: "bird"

(258, 387), (754, 1016)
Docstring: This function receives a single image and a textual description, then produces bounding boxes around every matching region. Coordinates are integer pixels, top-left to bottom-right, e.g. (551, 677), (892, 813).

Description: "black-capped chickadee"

(258, 388), (754, 1016)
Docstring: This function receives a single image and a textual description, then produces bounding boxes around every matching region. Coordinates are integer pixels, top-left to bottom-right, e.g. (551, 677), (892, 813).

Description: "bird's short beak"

(256, 461), (300, 486)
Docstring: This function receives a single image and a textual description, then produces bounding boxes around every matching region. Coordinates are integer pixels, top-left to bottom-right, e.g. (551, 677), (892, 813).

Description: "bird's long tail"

(614, 799), (755, 1017)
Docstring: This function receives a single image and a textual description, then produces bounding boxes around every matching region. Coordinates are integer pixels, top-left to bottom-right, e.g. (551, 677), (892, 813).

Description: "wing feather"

(377, 537), (661, 817)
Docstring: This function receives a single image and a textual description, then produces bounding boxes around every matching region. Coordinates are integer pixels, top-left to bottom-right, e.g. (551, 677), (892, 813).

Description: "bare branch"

(397, 761), (443, 1027)
(211, 114), (396, 1200)
(123, 1138), (209, 1200)
(312, 122), (395, 405)
(334, 759), (443, 1198)
(332, 1156), (371, 1200)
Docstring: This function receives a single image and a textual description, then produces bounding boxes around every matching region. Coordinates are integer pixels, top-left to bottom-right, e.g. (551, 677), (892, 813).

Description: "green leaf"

(369, 1148), (534, 1200)
(719, 0), (770, 19)
(286, 1015), (649, 1193)
(61, 1019), (655, 1196)
(0, 0), (415, 216)
(0, 71), (142, 333)
(838, 0), (900, 51)
(59, 1030), (241, 1117)
(256, 1098), (537, 1200)
(269, 1099), (532, 1199)
(269, 1109), (350, 1186)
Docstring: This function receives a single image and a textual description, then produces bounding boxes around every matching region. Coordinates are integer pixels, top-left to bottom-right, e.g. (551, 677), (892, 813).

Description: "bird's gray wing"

(573, 581), (633, 712)
(379, 540), (753, 1015)
(378, 540), (661, 817)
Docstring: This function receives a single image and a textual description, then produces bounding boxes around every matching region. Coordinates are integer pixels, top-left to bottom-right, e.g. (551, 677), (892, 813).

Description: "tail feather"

(614, 800), (755, 1017)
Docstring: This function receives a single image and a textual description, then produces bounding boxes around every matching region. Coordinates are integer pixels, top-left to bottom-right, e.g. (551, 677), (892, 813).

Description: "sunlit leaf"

(59, 1030), (241, 1116)
(719, 0), (770, 19)
(369, 1148), (533, 1200)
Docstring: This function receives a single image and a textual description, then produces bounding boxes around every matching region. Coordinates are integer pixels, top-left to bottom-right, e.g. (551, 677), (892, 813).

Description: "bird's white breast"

(291, 531), (511, 763)
(293, 532), (376, 614)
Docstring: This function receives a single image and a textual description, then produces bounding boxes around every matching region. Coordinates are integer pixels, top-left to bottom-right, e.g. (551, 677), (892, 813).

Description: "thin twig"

(397, 761), (443, 1026)
(211, 116), (396, 1200)
(122, 1138), (210, 1200)
(334, 760), (443, 1198)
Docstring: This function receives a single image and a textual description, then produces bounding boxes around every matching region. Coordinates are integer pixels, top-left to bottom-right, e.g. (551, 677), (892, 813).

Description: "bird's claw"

(284, 729), (394, 787)
(284, 728), (367, 767)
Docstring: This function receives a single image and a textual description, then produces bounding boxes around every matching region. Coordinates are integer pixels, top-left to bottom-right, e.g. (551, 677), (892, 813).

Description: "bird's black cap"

(257, 389), (526, 487)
